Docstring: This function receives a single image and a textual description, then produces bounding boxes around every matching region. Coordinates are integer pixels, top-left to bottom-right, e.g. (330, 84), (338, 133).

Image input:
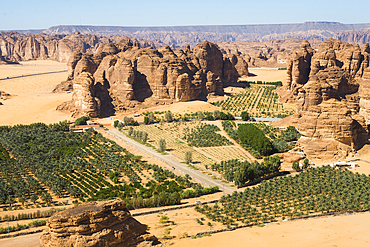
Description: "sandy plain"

(0, 60), (71, 125)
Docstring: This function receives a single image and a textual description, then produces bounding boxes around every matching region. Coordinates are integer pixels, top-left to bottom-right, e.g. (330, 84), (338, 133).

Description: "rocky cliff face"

(284, 39), (370, 159)
(57, 40), (248, 117)
(40, 200), (159, 247)
(0, 32), (164, 63)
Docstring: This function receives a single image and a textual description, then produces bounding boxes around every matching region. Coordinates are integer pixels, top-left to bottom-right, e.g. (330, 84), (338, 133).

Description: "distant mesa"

(56, 40), (248, 117)
(40, 22), (370, 47)
(40, 200), (159, 247)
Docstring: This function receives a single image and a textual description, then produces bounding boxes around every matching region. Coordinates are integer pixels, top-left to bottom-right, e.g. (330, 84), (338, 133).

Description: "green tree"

(303, 158), (310, 170)
(292, 161), (301, 171)
(159, 138), (166, 152)
(213, 110), (220, 120)
(165, 111), (173, 122)
(263, 155), (281, 174)
(30, 194), (39, 205)
(144, 116), (149, 125)
(75, 116), (90, 126)
(117, 122), (124, 129)
(124, 116), (133, 126)
(185, 151), (192, 164)
(197, 111), (205, 120)
(113, 120), (119, 128)
(142, 132), (148, 143)
(5, 196), (15, 207)
(18, 196), (26, 207)
(148, 112), (155, 123)
(240, 111), (249, 121)
(41, 193), (52, 204)
(128, 127), (133, 136)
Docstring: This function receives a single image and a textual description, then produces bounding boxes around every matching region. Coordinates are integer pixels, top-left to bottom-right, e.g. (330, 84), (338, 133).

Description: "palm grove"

(0, 122), (218, 210)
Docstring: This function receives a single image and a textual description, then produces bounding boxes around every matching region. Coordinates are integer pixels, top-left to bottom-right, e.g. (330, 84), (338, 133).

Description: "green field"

(213, 85), (294, 118)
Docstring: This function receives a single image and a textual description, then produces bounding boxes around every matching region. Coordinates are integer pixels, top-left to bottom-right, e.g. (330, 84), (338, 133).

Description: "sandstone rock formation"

(0, 32), (164, 63)
(284, 39), (370, 159)
(40, 200), (159, 247)
(57, 40), (248, 117)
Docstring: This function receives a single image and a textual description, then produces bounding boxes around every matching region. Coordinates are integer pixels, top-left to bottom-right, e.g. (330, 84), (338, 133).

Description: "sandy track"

(105, 128), (236, 194)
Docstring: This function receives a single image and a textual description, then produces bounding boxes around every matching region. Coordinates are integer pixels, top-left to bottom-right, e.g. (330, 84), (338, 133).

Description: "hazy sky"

(1, 0), (369, 30)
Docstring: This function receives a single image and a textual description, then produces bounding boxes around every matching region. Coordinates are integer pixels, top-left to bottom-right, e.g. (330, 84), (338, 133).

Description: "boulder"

(40, 200), (159, 247)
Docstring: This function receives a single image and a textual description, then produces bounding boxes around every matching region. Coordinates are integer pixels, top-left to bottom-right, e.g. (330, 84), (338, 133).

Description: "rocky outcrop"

(284, 39), (370, 159)
(0, 32), (164, 63)
(57, 72), (100, 117)
(0, 91), (11, 105)
(40, 200), (159, 247)
(0, 91), (11, 100)
(57, 40), (248, 116)
(286, 40), (314, 91)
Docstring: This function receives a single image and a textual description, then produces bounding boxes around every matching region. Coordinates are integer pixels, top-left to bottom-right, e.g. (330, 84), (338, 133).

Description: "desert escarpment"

(57, 40), (248, 117)
(42, 22), (370, 47)
(0, 32), (164, 63)
(284, 39), (370, 159)
(40, 200), (159, 247)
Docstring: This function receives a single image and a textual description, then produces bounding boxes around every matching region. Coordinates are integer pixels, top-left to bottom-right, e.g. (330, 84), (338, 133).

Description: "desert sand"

(0, 60), (71, 125)
(172, 212), (370, 247)
(243, 68), (287, 84)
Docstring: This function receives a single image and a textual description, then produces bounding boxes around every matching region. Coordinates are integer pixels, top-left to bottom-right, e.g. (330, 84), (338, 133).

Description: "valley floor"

(2, 62), (370, 247)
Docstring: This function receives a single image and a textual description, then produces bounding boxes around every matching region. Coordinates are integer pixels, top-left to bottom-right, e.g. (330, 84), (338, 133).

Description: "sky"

(1, 0), (369, 30)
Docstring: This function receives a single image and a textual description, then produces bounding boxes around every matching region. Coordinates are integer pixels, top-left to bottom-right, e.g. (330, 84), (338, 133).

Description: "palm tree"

(30, 194), (39, 205)
(18, 196), (26, 207)
(41, 193), (52, 204)
(6, 196), (15, 207)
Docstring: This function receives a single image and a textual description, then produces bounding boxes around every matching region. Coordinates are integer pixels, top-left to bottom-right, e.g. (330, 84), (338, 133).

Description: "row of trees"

(128, 127), (148, 143)
(183, 123), (232, 147)
(210, 156), (281, 186)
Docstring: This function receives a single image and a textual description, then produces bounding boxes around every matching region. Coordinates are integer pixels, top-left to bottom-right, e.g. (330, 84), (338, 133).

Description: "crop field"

(131, 121), (251, 166)
(196, 166), (370, 227)
(0, 122), (218, 213)
(131, 123), (213, 165)
(213, 85), (294, 118)
(196, 146), (250, 163)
